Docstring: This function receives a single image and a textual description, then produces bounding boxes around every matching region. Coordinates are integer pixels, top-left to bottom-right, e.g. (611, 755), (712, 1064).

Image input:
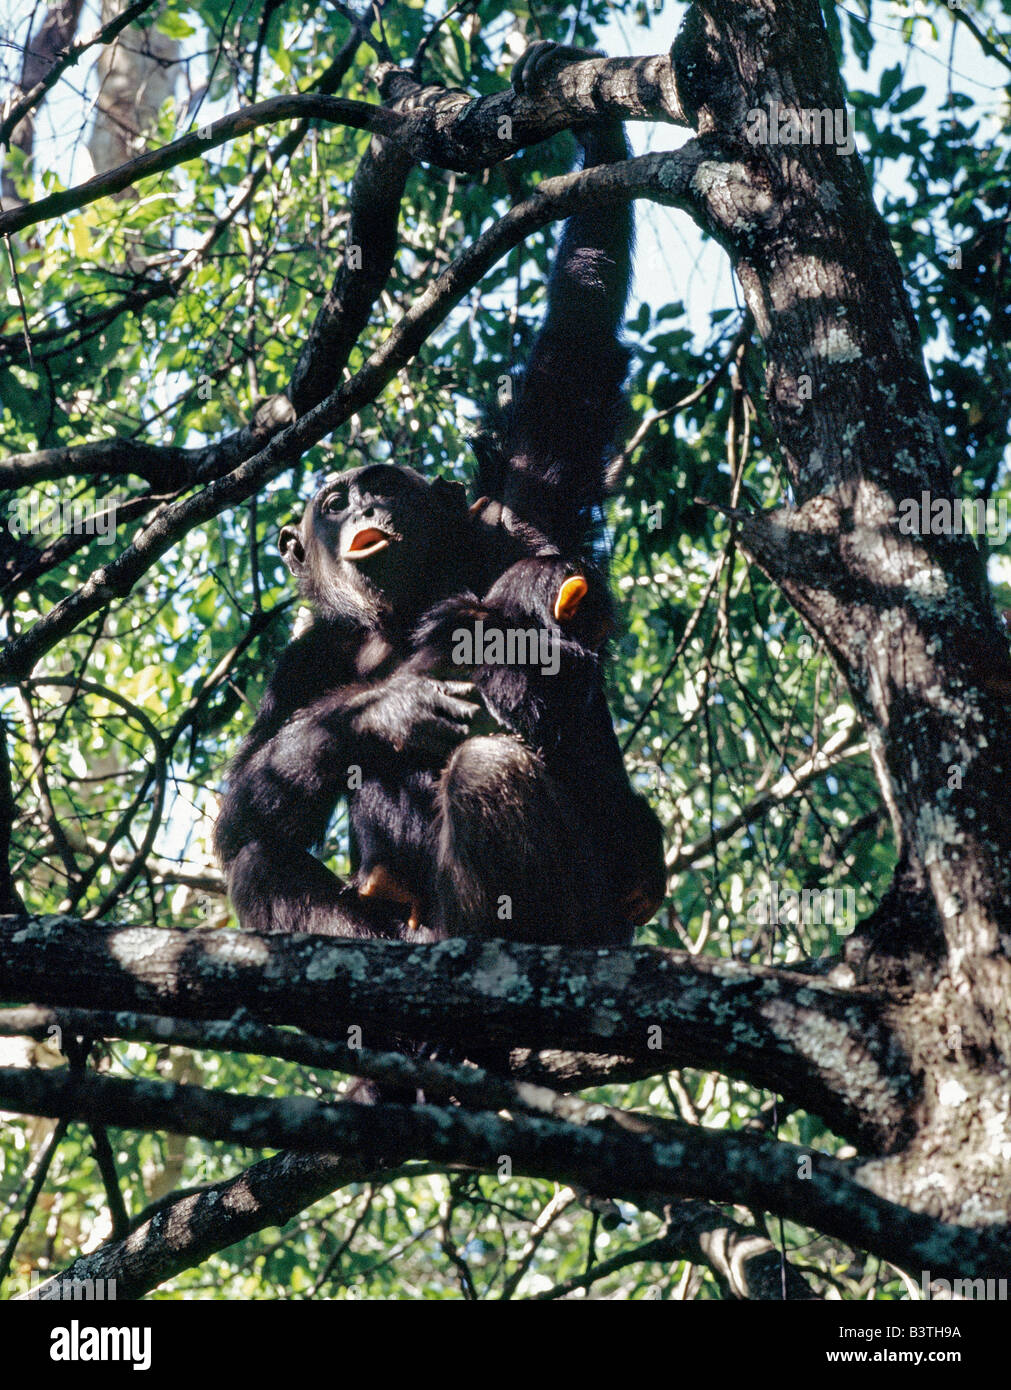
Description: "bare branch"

(667, 712), (867, 873)
(0, 146), (711, 682)
(4, 1064), (1005, 1290)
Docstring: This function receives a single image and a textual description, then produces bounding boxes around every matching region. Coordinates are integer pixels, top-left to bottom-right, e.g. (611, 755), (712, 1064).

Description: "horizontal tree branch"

(0, 55), (685, 239)
(0, 1003), (650, 1093)
(0, 913), (912, 1149)
(4, 1064), (1004, 1288)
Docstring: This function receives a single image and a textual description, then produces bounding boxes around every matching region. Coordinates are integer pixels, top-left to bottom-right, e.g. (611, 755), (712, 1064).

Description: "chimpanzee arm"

(489, 46), (634, 550)
(213, 628), (477, 935)
(216, 669), (476, 859)
(213, 677), (391, 936)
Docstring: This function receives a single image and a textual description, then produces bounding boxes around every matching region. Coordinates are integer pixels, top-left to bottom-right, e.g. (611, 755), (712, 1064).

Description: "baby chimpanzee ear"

(553, 574), (589, 622)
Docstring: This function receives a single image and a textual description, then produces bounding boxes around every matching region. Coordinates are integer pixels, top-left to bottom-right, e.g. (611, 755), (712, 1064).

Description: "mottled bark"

(0, 917), (910, 1150)
(670, 0), (1011, 1223)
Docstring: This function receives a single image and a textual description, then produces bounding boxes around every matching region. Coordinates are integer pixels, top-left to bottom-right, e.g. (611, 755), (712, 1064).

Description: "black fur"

(214, 58), (664, 948)
(356, 555), (665, 943)
(214, 464), (490, 938)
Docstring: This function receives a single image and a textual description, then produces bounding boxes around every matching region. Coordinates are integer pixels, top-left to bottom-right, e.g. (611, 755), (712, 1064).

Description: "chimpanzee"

(214, 463), (487, 939)
(357, 555), (665, 941)
(214, 43), (665, 946)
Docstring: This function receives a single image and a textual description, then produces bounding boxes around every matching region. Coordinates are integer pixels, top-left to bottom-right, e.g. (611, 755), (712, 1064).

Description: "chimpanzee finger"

(511, 41), (601, 95)
(428, 683), (480, 720)
(438, 680), (477, 699)
(409, 716), (475, 757)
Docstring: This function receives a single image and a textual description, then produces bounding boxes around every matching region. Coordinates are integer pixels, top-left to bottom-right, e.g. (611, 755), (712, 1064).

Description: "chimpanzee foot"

(358, 863), (425, 932)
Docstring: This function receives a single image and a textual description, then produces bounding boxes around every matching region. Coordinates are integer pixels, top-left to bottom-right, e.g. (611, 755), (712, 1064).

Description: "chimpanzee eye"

(322, 491), (345, 515)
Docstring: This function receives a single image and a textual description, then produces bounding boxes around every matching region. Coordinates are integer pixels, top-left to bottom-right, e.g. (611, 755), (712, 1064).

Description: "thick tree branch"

(23, 1144), (387, 1300)
(0, 914), (913, 1150)
(4, 1065), (1005, 1289)
(0, 55), (685, 240)
(23, 1145), (813, 1300)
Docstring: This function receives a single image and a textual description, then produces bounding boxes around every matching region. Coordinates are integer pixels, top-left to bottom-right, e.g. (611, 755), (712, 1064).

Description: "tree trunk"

(671, 0), (1011, 1224)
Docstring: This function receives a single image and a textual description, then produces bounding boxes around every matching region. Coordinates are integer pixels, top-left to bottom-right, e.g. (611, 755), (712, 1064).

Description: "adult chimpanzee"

(214, 42), (665, 945)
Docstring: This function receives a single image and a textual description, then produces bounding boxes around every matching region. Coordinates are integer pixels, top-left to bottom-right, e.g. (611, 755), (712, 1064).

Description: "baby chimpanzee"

(356, 555), (665, 940)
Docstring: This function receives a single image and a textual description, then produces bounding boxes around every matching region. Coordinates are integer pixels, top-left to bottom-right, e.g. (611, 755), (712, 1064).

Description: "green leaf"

(879, 64), (902, 102)
(155, 11), (196, 37)
(890, 85), (925, 113)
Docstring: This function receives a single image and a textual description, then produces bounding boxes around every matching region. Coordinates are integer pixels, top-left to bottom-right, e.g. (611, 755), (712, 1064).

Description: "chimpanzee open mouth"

(342, 524), (401, 560)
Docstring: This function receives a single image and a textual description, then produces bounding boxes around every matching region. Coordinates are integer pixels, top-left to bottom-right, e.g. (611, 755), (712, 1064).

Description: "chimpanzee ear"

(279, 524), (306, 577)
(430, 477), (469, 512)
(554, 574), (589, 623)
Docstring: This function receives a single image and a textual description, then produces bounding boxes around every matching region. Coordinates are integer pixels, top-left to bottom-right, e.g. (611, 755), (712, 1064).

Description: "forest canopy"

(0, 0), (1009, 1307)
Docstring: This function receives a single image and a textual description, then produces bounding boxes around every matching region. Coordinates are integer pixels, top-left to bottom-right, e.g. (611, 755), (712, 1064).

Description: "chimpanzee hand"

(614, 792), (667, 926)
(410, 594), (490, 680)
(348, 670), (479, 759)
(511, 41), (629, 171)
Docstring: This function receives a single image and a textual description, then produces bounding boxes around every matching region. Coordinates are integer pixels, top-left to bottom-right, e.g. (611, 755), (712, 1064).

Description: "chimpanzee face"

(279, 465), (470, 626)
